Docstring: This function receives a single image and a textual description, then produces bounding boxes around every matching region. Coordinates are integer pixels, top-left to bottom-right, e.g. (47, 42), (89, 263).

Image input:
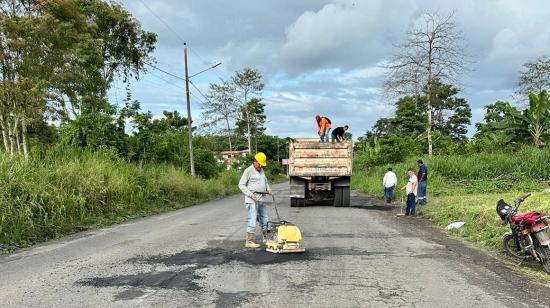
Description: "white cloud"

(117, 0), (550, 139)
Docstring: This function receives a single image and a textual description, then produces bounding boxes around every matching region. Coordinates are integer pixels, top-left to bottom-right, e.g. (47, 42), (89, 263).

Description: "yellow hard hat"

(254, 152), (267, 167)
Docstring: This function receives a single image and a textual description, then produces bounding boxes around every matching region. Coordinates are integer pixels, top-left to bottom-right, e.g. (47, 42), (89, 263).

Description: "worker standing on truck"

(238, 152), (272, 248)
(315, 115), (332, 142)
(331, 125), (349, 142)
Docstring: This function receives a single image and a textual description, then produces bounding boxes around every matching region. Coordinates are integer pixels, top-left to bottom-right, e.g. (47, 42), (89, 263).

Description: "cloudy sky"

(114, 0), (550, 140)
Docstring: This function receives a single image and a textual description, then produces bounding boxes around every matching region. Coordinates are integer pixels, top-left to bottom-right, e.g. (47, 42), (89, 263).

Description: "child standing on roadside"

(401, 168), (418, 216)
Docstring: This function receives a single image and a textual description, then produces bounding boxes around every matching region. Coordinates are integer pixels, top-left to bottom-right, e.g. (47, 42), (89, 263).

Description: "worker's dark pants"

(417, 180), (428, 205)
(384, 186), (394, 202)
(405, 193), (416, 216)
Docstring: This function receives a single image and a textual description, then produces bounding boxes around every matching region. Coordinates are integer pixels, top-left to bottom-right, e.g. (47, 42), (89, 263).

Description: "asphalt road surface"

(2, 183), (550, 307)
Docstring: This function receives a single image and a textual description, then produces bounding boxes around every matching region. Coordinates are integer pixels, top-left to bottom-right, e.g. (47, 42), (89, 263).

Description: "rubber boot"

(262, 231), (268, 244)
(245, 233), (260, 248)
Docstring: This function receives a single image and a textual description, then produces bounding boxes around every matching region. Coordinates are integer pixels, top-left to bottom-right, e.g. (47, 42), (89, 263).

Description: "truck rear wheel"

(290, 198), (305, 207)
(333, 187), (350, 207)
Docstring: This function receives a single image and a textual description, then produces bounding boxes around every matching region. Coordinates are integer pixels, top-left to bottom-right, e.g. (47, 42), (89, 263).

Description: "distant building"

(218, 149), (250, 170)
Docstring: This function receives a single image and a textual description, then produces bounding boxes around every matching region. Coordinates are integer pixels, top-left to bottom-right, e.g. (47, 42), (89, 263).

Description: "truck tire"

(334, 187), (350, 207)
(341, 187), (350, 207)
(290, 197), (305, 207)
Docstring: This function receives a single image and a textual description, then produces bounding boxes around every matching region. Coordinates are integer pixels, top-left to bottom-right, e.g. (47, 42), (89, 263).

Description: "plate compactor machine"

(256, 193), (305, 254)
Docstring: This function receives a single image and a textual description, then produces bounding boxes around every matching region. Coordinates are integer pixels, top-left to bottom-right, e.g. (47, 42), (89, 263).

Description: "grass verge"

(352, 148), (550, 278)
(0, 149), (286, 253)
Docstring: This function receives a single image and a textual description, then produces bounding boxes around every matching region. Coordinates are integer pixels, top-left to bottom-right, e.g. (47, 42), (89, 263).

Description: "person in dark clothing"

(416, 160), (428, 206)
(331, 125), (349, 142)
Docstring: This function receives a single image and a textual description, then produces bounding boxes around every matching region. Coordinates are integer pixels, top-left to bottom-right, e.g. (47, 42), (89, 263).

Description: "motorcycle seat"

(511, 211), (547, 225)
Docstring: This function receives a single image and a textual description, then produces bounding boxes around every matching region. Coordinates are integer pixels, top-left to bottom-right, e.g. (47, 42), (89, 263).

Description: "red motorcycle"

(497, 193), (550, 272)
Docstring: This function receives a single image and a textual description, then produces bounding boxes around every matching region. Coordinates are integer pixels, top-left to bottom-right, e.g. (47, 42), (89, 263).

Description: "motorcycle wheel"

(537, 246), (550, 273)
(503, 233), (523, 259)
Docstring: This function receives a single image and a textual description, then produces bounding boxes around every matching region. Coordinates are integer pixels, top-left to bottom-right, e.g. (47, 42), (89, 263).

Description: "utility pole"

(184, 43), (195, 176)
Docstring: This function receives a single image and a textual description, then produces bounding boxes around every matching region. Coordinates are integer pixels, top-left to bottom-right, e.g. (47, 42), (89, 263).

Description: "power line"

(149, 64), (186, 82)
(189, 91), (205, 105)
(189, 80), (209, 101)
(149, 71), (205, 105)
(148, 71), (186, 90)
(137, 0), (187, 46)
(188, 46), (227, 82)
(148, 63), (209, 102)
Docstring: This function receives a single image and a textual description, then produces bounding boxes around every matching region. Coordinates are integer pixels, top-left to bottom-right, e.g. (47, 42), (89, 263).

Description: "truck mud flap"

(290, 197), (306, 207)
(334, 187), (350, 207)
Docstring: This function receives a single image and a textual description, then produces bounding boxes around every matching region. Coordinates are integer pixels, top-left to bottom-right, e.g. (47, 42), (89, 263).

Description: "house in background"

(217, 149), (250, 170)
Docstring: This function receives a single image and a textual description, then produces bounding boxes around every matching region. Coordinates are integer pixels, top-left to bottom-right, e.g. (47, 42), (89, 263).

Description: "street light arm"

(189, 62), (222, 79)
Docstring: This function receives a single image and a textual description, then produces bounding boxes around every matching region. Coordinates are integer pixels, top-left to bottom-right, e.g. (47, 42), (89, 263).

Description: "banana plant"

(526, 91), (550, 146)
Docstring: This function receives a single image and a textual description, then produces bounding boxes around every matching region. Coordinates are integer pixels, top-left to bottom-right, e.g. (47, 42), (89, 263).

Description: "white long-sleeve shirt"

(383, 171), (397, 188)
(238, 165), (271, 203)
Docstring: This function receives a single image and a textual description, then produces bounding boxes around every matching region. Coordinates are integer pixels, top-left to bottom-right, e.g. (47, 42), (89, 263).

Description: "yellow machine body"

(266, 224), (305, 254)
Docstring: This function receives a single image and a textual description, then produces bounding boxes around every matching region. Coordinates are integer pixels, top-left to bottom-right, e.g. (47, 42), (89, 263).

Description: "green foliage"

(235, 98), (266, 136)
(60, 112), (126, 154)
(358, 81), (472, 157)
(0, 149), (240, 251)
(526, 91), (550, 145)
(419, 81), (472, 142)
(192, 148), (223, 179)
(354, 135), (421, 169)
(474, 91), (550, 147)
(353, 147), (550, 202)
(0, 0), (156, 156)
(392, 96), (427, 136)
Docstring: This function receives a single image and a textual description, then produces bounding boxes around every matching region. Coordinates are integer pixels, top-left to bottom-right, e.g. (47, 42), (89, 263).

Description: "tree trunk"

(15, 124), (21, 152)
(7, 118), (16, 156)
(427, 50), (434, 157)
(246, 110), (252, 154)
(0, 114), (9, 153)
(226, 118), (233, 159)
(21, 118), (29, 159)
(244, 92), (252, 154)
(427, 81), (433, 156)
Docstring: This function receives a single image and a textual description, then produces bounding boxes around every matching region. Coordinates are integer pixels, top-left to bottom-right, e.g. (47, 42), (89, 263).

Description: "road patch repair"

(78, 240), (394, 304)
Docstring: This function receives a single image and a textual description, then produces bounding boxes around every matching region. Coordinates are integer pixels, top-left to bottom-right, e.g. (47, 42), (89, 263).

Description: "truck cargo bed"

(288, 139), (353, 207)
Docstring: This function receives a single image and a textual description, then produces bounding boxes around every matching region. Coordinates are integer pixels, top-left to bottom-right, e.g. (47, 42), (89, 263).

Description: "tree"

(232, 67), (264, 153)
(392, 96), (427, 136)
(475, 92), (550, 146)
(235, 98), (266, 148)
(417, 81), (471, 142)
(515, 56), (550, 103)
(525, 91), (550, 146)
(0, 0), (156, 157)
(384, 11), (468, 156)
(202, 81), (239, 156)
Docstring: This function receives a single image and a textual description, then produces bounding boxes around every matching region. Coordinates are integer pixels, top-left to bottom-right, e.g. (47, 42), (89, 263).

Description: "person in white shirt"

(382, 168), (397, 203)
(400, 168), (418, 216)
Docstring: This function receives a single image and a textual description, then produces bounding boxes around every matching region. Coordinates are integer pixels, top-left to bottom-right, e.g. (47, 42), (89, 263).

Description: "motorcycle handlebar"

(513, 193), (532, 207)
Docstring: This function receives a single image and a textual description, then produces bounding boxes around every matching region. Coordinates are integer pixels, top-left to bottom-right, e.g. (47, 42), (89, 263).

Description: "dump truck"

(288, 139), (353, 207)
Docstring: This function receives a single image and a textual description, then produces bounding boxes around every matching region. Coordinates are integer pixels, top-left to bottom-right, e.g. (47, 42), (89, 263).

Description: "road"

(1, 183), (550, 307)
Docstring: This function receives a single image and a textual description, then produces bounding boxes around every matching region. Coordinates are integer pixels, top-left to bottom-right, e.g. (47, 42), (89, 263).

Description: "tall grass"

(352, 147), (550, 200)
(352, 147), (550, 258)
(0, 149), (241, 251)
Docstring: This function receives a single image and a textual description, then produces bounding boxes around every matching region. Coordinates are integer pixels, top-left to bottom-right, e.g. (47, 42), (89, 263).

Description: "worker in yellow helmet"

(238, 152), (272, 248)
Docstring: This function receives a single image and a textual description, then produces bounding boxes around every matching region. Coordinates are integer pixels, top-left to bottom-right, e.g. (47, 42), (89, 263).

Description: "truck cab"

(288, 139), (353, 207)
